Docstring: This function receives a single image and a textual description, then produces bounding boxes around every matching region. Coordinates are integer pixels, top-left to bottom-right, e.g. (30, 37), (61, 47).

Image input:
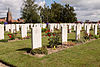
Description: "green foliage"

(21, 0), (41, 23)
(83, 32), (94, 40)
(50, 2), (64, 23)
(40, 2), (77, 23)
(0, 22), (4, 24)
(94, 35), (99, 39)
(46, 32), (52, 37)
(62, 4), (77, 23)
(0, 34), (100, 67)
(48, 32), (61, 48)
(0, 39), (8, 42)
(76, 37), (86, 44)
(13, 22), (17, 24)
(10, 34), (15, 40)
(40, 6), (50, 23)
(17, 36), (23, 40)
(42, 28), (47, 32)
(30, 46), (48, 55)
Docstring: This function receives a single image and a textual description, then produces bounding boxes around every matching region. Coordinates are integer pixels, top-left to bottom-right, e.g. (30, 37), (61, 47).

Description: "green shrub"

(48, 32), (61, 48)
(94, 35), (99, 39)
(14, 32), (18, 35)
(42, 28), (47, 32)
(0, 22), (4, 24)
(0, 39), (8, 42)
(13, 22), (17, 24)
(10, 34), (15, 40)
(8, 33), (15, 40)
(17, 37), (23, 40)
(83, 32), (94, 40)
(30, 46), (48, 55)
(76, 38), (86, 44)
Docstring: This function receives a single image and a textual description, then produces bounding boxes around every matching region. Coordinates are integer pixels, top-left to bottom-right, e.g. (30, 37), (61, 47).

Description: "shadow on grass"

(0, 60), (16, 67)
(68, 39), (76, 42)
(16, 48), (31, 53)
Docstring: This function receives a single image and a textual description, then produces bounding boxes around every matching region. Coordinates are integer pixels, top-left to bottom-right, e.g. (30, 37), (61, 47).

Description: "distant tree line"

(21, 0), (77, 23)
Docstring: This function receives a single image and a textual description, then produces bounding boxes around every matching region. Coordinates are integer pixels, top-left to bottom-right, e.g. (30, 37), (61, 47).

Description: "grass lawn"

(0, 37), (100, 67)
(0, 28), (99, 67)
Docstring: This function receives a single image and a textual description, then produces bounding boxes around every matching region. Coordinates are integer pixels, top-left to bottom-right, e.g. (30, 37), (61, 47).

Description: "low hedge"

(94, 35), (99, 39)
(0, 39), (8, 42)
(30, 46), (48, 55)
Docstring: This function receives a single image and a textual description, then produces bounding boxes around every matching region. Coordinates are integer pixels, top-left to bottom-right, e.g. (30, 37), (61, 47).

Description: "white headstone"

(26, 24), (30, 30)
(10, 24), (15, 33)
(94, 24), (97, 35)
(68, 24), (72, 33)
(76, 24), (80, 40)
(21, 24), (27, 38)
(54, 24), (57, 28)
(92, 24), (95, 30)
(0, 24), (4, 40)
(49, 24), (54, 32)
(31, 24), (33, 28)
(42, 24), (46, 28)
(34, 23), (41, 27)
(60, 23), (64, 27)
(99, 24), (100, 29)
(31, 27), (42, 49)
(62, 26), (67, 44)
(5, 24), (10, 32)
(84, 24), (87, 30)
(80, 24), (82, 30)
(74, 24), (76, 31)
(16, 24), (19, 32)
(57, 24), (60, 29)
(86, 24), (91, 35)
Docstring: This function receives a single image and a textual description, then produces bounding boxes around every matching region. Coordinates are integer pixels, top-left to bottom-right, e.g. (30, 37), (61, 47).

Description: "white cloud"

(0, 0), (23, 19)
(60, 0), (100, 21)
(1, 0), (99, 21)
(35, 0), (45, 7)
(0, 0), (45, 19)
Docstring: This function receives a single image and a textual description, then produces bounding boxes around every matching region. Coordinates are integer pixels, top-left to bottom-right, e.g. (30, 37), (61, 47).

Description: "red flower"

(53, 34), (55, 36)
(9, 35), (12, 38)
(8, 34), (9, 36)
(47, 29), (50, 32)
(45, 31), (48, 33)
(48, 34), (51, 37)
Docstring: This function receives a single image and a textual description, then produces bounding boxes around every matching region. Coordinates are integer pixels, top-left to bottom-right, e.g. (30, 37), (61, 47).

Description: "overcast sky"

(0, 0), (100, 21)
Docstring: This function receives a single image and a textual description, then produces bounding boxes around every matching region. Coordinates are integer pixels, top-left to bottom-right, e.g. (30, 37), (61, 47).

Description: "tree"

(50, 2), (63, 23)
(40, 2), (77, 23)
(40, 5), (50, 23)
(21, 0), (41, 23)
(61, 4), (77, 23)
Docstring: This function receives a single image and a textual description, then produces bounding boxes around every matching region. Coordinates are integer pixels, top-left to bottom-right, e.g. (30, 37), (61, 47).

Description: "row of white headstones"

(0, 23), (100, 49)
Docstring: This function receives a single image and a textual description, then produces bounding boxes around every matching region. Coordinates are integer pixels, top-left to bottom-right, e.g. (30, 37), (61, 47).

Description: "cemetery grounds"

(0, 27), (100, 67)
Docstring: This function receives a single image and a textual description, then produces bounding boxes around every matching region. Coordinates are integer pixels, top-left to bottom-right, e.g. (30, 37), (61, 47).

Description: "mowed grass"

(0, 37), (100, 67)
(0, 28), (100, 67)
